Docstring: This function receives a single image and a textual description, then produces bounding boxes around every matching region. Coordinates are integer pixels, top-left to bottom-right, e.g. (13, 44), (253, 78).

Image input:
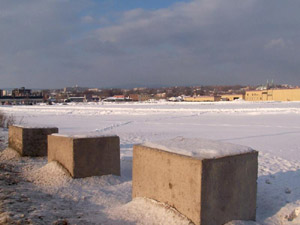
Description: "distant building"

(68, 97), (86, 103)
(87, 88), (100, 92)
(221, 94), (245, 101)
(133, 87), (147, 91)
(0, 87), (43, 105)
(64, 85), (87, 93)
(245, 90), (265, 101)
(12, 87), (31, 97)
(104, 95), (126, 102)
(155, 93), (166, 99)
(129, 94), (151, 101)
(2, 90), (12, 96)
(245, 88), (300, 101)
(84, 94), (100, 102)
(113, 95), (125, 99)
(0, 95), (43, 105)
(184, 96), (221, 102)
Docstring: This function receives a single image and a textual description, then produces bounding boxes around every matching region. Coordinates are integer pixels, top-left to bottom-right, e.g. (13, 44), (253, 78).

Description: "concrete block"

(132, 138), (258, 225)
(8, 125), (58, 156)
(48, 135), (120, 178)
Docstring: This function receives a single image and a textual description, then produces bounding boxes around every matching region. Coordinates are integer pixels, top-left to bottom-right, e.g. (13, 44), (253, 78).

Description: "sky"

(1, 0), (300, 89)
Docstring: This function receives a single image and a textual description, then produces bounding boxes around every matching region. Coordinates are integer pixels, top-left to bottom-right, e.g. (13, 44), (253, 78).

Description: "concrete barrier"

(132, 137), (258, 225)
(48, 135), (120, 178)
(8, 125), (58, 156)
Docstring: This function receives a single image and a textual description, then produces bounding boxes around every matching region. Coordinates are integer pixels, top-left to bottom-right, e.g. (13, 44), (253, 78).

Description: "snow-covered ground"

(1, 101), (300, 224)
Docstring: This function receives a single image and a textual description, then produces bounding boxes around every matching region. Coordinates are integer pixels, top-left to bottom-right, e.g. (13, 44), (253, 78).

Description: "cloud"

(1, 0), (300, 88)
(265, 38), (288, 49)
(0, 0), (91, 87)
(81, 15), (94, 24)
(88, 0), (300, 86)
(95, 0), (252, 45)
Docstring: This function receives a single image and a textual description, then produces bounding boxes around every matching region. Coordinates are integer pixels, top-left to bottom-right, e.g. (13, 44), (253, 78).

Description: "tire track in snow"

(142, 112), (207, 123)
(95, 121), (133, 132)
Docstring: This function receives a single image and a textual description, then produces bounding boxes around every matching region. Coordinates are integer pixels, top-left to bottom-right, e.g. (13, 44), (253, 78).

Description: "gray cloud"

(1, 0), (300, 88)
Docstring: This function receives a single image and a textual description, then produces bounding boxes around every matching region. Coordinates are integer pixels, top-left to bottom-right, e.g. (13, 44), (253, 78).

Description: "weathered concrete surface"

(8, 126), (58, 157)
(132, 146), (202, 224)
(48, 135), (120, 178)
(132, 145), (258, 225)
(201, 153), (258, 225)
(48, 135), (74, 176)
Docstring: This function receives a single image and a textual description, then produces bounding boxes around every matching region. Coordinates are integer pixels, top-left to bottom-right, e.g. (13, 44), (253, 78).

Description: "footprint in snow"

(285, 187), (292, 194)
(265, 179), (271, 184)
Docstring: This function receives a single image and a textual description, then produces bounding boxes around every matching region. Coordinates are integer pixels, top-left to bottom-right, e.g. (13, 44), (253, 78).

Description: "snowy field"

(1, 101), (300, 224)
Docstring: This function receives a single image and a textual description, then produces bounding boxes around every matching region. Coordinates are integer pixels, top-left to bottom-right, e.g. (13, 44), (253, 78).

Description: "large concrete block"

(48, 135), (120, 178)
(8, 125), (58, 156)
(132, 137), (258, 225)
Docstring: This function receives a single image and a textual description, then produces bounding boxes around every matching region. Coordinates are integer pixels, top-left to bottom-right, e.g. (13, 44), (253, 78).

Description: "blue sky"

(91, 0), (190, 11)
(1, 0), (300, 89)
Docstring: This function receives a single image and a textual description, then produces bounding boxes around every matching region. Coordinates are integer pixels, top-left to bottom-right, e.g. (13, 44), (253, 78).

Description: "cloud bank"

(1, 0), (300, 88)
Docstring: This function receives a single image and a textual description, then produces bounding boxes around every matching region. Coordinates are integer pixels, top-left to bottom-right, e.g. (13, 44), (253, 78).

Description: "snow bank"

(51, 133), (118, 138)
(143, 137), (255, 159)
(107, 197), (193, 225)
(0, 148), (20, 161)
(27, 161), (71, 187)
(3, 101), (300, 117)
(10, 125), (57, 129)
(2, 102), (300, 225)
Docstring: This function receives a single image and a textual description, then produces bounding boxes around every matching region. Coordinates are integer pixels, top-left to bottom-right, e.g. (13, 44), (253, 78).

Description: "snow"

(9, 125), (57, 129)
(26, 161), (71, 187)
(51, 133), (118, 138)
(2, 101), (300, 224)
(107, 198), (193, 225)
(143, 137), (254, 159)
(0, 148), (20, 161)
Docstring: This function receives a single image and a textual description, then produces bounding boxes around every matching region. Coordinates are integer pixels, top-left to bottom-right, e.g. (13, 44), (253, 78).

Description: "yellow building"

(184, 96), (221, 102)
(245, 88), (300, 101)
(272, 89), (300, 101)
(245, 90), (265, 101)
(221, 94), (245, 101)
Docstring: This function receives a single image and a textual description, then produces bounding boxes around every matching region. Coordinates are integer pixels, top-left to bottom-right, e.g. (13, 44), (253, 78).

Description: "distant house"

(129, 94), (151, 101)
(155, 93), (166, 99)
(103, 95), (124, 102)
(114, 95), (125, 99)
